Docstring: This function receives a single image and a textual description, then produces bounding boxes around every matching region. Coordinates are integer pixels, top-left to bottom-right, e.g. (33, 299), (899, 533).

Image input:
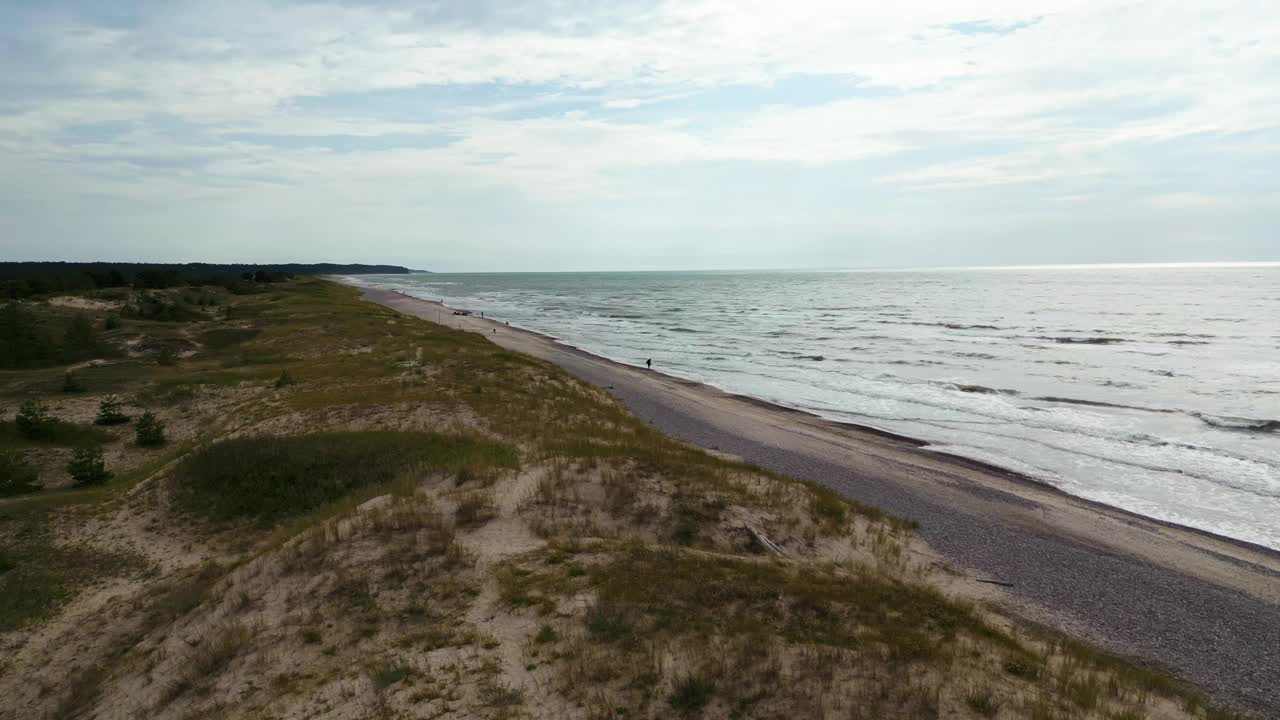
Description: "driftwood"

(975, 578), (1015, 587)
(744, 523), (789, 558)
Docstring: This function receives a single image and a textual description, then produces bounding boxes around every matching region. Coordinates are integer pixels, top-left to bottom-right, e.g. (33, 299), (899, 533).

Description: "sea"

(351, 264), (1280, 551)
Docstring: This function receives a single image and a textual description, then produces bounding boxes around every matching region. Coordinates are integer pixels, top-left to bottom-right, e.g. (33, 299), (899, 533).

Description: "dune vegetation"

(0, 278), (1243, 719)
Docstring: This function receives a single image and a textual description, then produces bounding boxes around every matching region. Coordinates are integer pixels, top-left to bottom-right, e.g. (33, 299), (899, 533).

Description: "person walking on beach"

(646, 358), (652, 369)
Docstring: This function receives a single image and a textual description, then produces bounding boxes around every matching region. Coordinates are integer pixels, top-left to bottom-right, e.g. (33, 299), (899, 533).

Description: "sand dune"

(361, 285), (1280, 715)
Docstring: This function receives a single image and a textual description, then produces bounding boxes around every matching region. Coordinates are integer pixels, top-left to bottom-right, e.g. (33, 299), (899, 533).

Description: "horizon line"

(414, 260), (1280, 274)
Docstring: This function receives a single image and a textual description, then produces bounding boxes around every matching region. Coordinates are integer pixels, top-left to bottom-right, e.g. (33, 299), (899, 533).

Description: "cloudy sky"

(2, 1), (1277, 271)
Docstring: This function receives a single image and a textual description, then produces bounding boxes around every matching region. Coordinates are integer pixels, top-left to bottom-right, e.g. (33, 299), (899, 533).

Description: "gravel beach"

(363, 286), (1280, 717)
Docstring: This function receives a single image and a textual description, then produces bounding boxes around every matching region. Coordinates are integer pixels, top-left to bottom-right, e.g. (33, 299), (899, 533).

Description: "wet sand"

(359, 285), (1280, 716)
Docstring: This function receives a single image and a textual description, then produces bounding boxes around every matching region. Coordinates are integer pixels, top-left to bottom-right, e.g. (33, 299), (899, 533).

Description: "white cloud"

(1, 0), (1277, 268)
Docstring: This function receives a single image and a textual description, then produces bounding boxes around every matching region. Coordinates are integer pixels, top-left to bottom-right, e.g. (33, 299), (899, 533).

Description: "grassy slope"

(0, 279), (1243, 720)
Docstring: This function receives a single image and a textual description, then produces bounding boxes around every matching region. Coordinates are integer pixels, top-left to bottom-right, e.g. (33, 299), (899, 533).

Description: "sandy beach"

(360, 285), (1280, 715)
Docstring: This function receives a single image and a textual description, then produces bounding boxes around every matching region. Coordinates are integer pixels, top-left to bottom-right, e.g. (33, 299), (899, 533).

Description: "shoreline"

(567, 336), (1280, 558)
(370, 286), (1276, 559)
(354, 283), (1280, 715)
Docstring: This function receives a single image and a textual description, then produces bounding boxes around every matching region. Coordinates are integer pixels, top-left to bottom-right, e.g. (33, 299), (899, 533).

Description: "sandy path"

(358, 286), (1280, 716)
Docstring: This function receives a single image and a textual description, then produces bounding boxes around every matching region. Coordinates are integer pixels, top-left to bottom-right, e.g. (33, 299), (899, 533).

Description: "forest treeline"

(0, 262), (413, 299)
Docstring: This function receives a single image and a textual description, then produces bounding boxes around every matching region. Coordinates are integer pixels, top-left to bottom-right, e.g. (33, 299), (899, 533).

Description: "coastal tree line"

(0, 262), (412, 300)
(1, 261), (415, 369)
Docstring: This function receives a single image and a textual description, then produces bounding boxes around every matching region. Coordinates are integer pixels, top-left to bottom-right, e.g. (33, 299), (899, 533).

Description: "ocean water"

(352, 264), (1280, 551)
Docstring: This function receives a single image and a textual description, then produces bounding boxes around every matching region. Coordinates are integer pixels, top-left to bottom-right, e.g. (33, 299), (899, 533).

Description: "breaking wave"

(1039, 336), (1127, 345)
(1195, 413), (1280, 433)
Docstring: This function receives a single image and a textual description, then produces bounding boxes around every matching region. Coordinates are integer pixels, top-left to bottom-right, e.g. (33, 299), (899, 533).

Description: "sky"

(1, 1), (1277, 272)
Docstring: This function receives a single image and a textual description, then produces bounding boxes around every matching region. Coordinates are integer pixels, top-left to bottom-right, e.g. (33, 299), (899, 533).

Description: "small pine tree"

(62, 371), (86, 393)
(156, 347), (178, 366)
(0, 449), (40, 497)
(274, 371), (295, 388)
(0, 302), (58, 369)
(135, 412), (166, 447)
(62, 314), (99, 361)
(67, 445), (111, 486)
(103, 314), (121, 330)
(14, 400), (57, 440)
(94, 395), (130, 426)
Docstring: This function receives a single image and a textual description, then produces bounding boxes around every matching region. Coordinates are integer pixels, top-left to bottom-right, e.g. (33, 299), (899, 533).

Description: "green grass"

(533, 623), (559, 644)
(198, 327), (260, 351)
(144, 562), (225, 628)
(587, 546), (979, 662)
(1030, 629), (1208, 711)
(586, 600), (635, 642)
(0, 419), (116, 449)
(59, 361), (155, 394)
(164, 622), (251, 701)
(170, 431), (518, 524)
(370, 663), (411, 691)
(133, 382), (196, 406)
(478, 677), (525, 707)
(965, 686), (1001, 717)
(0, 533), (143, 631)
(57, 665), (107, 720)
(1003, 654), (1044, 680)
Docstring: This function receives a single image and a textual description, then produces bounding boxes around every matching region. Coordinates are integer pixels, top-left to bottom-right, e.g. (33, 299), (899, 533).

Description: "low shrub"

(199, 327), (259, 350)
(533, 623), (559, 644)
(62, 372), (86, 393)
(585, 601), (634, 642)
(61, 314), (100, 361)
(67, 446), (111, 486)
(0, 449), (39, 496)
(1003, 654), (1043, 680)
(455, 491), (497, 527)
(15, 401), (57, 440)
(134, 412), (166, 447)
(135, 383), (196, 406)
(670, 673), (716, 715)
(370, 663), (411, 691)
(170, 431), (518, 523)
(478, 677), (524, 707)
(126, 293), (204, 323)
(94, 396), (130, 426)
(156, 347), (179, 366)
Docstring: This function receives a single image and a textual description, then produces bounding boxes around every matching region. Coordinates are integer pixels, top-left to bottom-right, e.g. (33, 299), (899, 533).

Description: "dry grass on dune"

(0, 279), (1243, 720)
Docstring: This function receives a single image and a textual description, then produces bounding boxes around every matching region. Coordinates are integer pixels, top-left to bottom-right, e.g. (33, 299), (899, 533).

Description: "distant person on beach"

(646, 358), (652, 369)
